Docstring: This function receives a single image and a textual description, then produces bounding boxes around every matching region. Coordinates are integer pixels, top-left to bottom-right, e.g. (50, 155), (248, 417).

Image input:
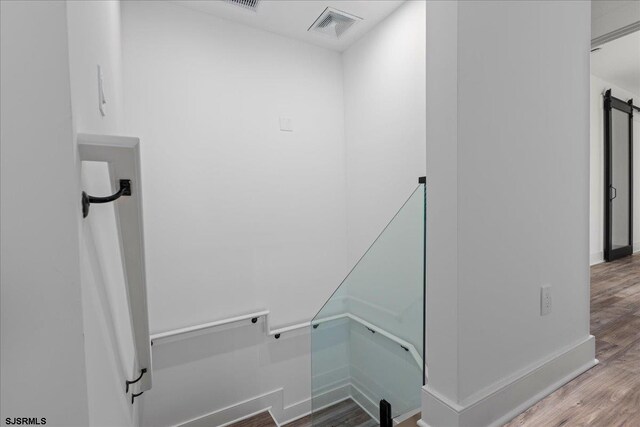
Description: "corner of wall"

(420, 336), (596, 427)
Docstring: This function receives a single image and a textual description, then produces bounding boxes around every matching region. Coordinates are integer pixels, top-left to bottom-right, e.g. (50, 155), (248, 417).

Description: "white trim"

(591, 246), (638, 265)
(177, 384), (352, 427)
(220, 409), (274, 427)
(314, 313), (424, 371)
(151, 290), (425, 345)
(282, 385), (349, 424)
(278, 383), (352, 424)
(394, 408), (421, 425)
(179, 389), (281, 427)
(280, 399), (313, 425)
(350, 381), (380, 423)
(150, 310), (270, 343)
(78, 133), (152, 393)
(150, 310), (311, 345)
(349, 378), (421, 425)
(268, 409), (282, 427)
(420, 336), (597, 427)
(591, 20), (640, 48)
(151, 309), (424, 375)
(590, 251), (604, 266)
(269, 321), (310, 336)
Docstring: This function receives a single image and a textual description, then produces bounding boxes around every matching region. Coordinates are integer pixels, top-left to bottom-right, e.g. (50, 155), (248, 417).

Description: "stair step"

(226, 411), (277, 427)
(396, 413), (421, 427)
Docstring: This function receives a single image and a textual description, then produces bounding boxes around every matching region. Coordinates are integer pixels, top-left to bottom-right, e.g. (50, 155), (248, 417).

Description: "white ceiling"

(591, 30), (640, 96)
(171, 0), (406, 52)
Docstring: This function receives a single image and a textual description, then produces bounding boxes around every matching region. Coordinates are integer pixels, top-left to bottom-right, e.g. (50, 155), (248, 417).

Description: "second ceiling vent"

(308, 7), (362, 39)
(224, 0), (260, 12)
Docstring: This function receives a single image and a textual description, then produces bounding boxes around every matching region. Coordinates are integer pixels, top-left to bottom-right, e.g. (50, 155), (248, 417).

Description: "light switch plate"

(279, 117), (293, 132)
(541, 285), (552, 316)
(98, 65), (106, 117)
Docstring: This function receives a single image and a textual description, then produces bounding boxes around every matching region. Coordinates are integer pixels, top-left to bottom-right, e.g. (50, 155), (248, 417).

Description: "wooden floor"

(505, 253), (640, 426)
(227, 411), (277, 427)
(226, 399), (375, 427)
(286, 399), (376, 427)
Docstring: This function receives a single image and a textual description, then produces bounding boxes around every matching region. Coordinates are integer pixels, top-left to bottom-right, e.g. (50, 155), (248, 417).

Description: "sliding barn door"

(604, 90), (634, 261)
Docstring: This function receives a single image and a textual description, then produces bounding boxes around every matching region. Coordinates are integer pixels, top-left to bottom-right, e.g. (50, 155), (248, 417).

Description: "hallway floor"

(505, 253), (640, 426)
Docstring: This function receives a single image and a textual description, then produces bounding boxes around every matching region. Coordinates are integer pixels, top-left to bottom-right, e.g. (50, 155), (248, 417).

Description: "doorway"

(590, 30), (640, 265)
(603, 89), (634, 261)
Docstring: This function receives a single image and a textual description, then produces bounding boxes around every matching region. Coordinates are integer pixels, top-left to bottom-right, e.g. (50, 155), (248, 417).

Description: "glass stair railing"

(311, 180), (426, 426)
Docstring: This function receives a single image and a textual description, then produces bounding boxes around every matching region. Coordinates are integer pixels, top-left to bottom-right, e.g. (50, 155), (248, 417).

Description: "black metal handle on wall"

(82, 179), (131, 218)
(125, 368), (147, 394)
(131, 391), (144, 405)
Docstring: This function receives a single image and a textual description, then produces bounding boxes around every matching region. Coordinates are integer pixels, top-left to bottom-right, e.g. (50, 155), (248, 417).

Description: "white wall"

(122, 1), (348, 333)
(592, 1), (640, 44)
(343, 0), (426, 264)
(143, 324), (314, 427)
(423, 2), (594, 426)
(67, 0), (125, 134)
(424, 0), (460, 403)
(0, 1), (90, 425)
(119, 1), (428, 424)
(589, 76), (640, 264)
(456, 0), (591, 400)
(121, 1), (348, 424)
(66, 1), (138, 425)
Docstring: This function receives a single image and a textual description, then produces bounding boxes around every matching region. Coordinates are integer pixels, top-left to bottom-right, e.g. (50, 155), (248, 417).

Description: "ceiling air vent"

(308, 7), (362, 39)
(224, 0), (260, 12)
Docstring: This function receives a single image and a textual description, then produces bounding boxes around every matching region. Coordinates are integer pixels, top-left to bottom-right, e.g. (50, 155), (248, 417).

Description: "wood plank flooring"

(505, 253), (640, 426)
(227, 411), (277, 427)
(285, 399), (376, 427)
(227, 399), (375, 427)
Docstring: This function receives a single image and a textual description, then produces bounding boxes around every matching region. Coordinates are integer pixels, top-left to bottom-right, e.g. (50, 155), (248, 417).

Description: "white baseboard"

(591, 244), (639, 265)
(180, 389), (283, 427)
(590, 251), (604, 265)
(180, 383), (351, 427)
(179, 375), (419, 427)
(280, 397), (312, 425)
(280, 383), (350, 425)
(350, 381), (379, 423)
(420, 336), (597, 427)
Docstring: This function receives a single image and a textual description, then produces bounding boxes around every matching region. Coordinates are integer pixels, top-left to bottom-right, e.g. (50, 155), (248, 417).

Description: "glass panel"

(311, 185), (425, 425)
(611, 109), (629, 250)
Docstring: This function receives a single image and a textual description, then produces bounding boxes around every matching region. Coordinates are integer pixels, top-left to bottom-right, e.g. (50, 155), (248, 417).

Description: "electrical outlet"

(541, 285), (552, 316)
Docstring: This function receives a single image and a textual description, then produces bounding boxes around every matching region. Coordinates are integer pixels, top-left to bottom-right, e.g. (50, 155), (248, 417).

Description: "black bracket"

(418, 176), (426, 184)
(312, 324), (319, 329)
(380, 399), (392, 427)
(131, 391), (144, 405)
(251, 317), (258, 324)
(82, 179), (131, 218)
(366, 327), (376, 334)
(274, 333), (281, 339)
(125, 368), (147, 393)
(400, 345), (409, 352)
